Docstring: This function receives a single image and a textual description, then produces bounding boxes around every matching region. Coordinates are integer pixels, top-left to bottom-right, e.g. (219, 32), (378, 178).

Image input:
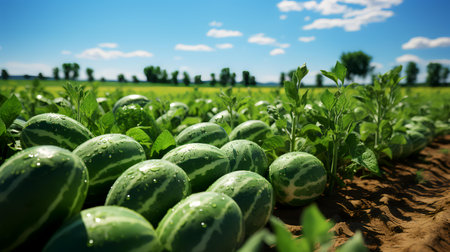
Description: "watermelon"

(115, 104), (157, 132)
(112, 94), (149, 114)
(254, 100), (270, 108)
(170, 101), (189, 113)
(105, 160), (191, 227)
(407, 130), (428, 153)
(0, 146), (88, 251)
(162, 143), (230, 192)
(73, 134), (146, 206)
(7, 118), (26, 137)
(20, 113), (94, 151)
(53, 97), (71, 107)
(209, 110), (243, 125)
(176, 122), (229, 148)
(157, 192), (244, 252)
(269, 152), (326, 206)
(220, 139), (268, 176)
(207, 171), (274, 237)
(96, 97), (110, 113)
(43, 206), (162, 252)
(229, 120), (272, 145)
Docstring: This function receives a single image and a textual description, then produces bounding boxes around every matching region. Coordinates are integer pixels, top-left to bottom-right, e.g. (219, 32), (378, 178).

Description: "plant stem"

(289, 111), (297, 152)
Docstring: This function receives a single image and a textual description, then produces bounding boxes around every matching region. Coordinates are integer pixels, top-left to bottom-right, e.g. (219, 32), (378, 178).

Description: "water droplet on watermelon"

(211, 203), (217, 208)
(87, 239), (94, 247)
(108, 154), (112, 159)
(95, 217), (101, 223)
(126, 194), (131, 200)
(153, 179), (158, 183)
(200, 222), (207, 228)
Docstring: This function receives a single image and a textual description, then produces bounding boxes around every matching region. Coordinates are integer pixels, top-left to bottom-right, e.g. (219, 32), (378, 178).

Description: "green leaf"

(351, 144), (380, 175)
(336, 231), (368, 252)
(345, 132), (360, 151)
(294, 64), (309, 85)
(237, 229), (274, 252)
(150, 130), (176, 158)
(181, 117), (202, 126)
(360, 122), (377, 141)
(262, 135), (286, 151)
(381, 147), (393, 160)
(301, 124), (322, 135)
(126, 127), (152, 144)
(275, 118), (287, 130)
(320, 89), (334, 110)
(334, 61), (347, 84)
(80, 90), (98, 118)
(380, 120), (392, 139)
(300, 89), (309, 106)
(0, 94), (22, 128)
(270, 217), (304, 252)
(302, 204), (334, 246)
(284, 81), (299, 103)
(100, 111), (115, 128)
(390, 134), (406, 145)
(0, 118), (6, 136)
(320, 70), (338, 86)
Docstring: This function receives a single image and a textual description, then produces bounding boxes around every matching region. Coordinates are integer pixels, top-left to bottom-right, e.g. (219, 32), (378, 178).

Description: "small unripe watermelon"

(112, 94), (149, 113)
(73, 134), (146, 206)
(157, 192), (244, 252)
(162, 143), (230, 192)
(176, 122), (229, 148)
(220, 139), (268, 176)
(20, 113), (94, 151)
(105, 160), (191, 227)
(207, 171), (274, 237)
(43, 206), (162, 252)
(229, 120), (272, 145)
(0, 146), (89, 251)
(269, 152), (326, 206)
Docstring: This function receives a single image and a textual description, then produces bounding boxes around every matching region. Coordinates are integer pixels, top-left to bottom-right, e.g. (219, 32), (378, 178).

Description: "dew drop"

(126, 194), (131, 200)
(153, 179), (158, 183)
(87, 239), (94, 247)
(95, 217), (101, 223)
(201, 222), (207, 228)
(108, 154), (112, 159)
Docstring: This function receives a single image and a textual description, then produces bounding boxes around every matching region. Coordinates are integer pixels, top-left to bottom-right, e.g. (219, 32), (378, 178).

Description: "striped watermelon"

(112, 94), (149, 114)
(229, 120), (272, 145)
(407, 130), (428, 154)
(209, 110), (242, 125)
(0, 146), (88, 251)
(207, 171), (274, 238)
(176, 122), (229, 148)
(115, 104), (156, 132)
(73, 134), (146, 206)
(43, 206), (162, 252)
(170, 101), (189, 113)
(162, 143), (230, 192)
(20, 113), (94, 151)
(220, 139), (268, 176)
(269, 152), (326, 206)
(105, 160), (191, 227)
(156, 192), (244, 252)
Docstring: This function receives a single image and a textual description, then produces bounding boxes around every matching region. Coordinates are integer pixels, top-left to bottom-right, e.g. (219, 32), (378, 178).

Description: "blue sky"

(1, 0), (449, 84)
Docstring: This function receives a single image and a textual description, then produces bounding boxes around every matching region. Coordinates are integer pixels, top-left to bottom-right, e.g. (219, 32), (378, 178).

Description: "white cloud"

(430, 59), (450, 65)
(270, 48), (285, 56)
(402, 37), (450, 50)
(370, 62), (383, 69)
(206, 28), (243, 38)
(98, 43), (118, 48)
(76, 48), (153, 60)
(174, 44), (214, 52)
(279, 43), (291, 48)
(280, 15), (287, 20)
(209, 21), (223, 27)
(304, 16), (311, 21)
(173, 56), (183, 61)
(277, 0), (403, 32)
(396, 54), (421, 63)
(298, 36), (316, 42)
(248, 33), (277, 45)
(216, 43), (233, 49)
(1, 62), (52, 76)
(61, 50), (71, 55)
(277, 1), (303, 12)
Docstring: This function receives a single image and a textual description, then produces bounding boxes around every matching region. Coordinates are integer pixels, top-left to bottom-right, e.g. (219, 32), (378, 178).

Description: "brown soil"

(273, 135), (450, 251)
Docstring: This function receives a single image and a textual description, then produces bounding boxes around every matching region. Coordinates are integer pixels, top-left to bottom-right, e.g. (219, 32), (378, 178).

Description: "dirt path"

(273, 135), (450, 251)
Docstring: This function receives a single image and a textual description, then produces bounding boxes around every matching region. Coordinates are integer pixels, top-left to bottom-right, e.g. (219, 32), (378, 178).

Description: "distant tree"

(86, 68), (94, 82)
(100, 77), (106, 82)
(194, 75), (202, 84)
(210, 73), (216, 86)
(219, 67), (231, 86)
(426, 63), (442, 86)
(72, 63), (80, 80)
(340, 50), (372, 81)
(405, 61), (419, 85)
(249, 75), (256, 86)
(1, 69), (9, 80)
(230, 72), (236, 86)
(316, 73), (323, 87)
(118, 74), (127, 83)
(24, 74), (31, 80)
(132, 75), (139, 83)
(441, 67), (449, 84)
(371, 74), (377, 85)
(144, 66), (153, 82)
(62, 63), (72, 80)
(171, 70), (179, 85)
(183, 71), (190, 86)
(154, 66), (161, 82)
(242, 71), (250, 86)
(38, 72), (45, 80)
(161, 70), (169, 83)
(279, 72), (285, 87)
(53, 67), (60, 80)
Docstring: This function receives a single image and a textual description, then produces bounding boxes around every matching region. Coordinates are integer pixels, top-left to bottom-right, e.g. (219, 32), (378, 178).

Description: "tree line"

(278, 51), (449, 87)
